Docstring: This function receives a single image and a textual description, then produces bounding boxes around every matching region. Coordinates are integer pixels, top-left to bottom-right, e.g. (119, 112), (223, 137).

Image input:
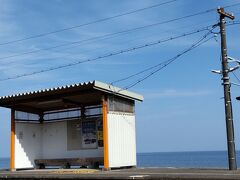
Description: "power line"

(111, 21), (240, 86)
(123, 35), (215, 90)
(3, 2), (240, 51)
(232, 71), (240, 84)
(0, 9), (218, 61)
(223, 2), (240, 9)
(0, 25), (214, 82)
(1, 18), (238, 82)
(50, 18), (218, 52)
(0, 20), (218, 65)
(1, 3), (239, 61)
(0, 20), (218, 67)
(0, 0), (239, 48)
(0, 0), (177, 46)
(0, 19), (201, 61)
(114, 30), (216, 90)
(125, 36), (215, 90)
(226, 20), (240, 26)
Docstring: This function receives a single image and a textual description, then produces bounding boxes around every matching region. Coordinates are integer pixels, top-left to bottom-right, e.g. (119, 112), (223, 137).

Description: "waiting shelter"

(0, 81), (143, 170)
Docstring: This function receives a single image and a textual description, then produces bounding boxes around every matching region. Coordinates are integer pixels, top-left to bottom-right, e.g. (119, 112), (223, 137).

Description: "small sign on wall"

(97, 119), (103, 147)
(82, 120), (97, 149)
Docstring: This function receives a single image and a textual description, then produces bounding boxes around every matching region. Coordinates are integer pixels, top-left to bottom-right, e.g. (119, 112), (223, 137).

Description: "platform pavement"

(1, 168), (240, 179)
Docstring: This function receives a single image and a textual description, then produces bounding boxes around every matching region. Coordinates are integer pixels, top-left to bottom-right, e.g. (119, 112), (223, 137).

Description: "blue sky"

(0, 0), (240, 158)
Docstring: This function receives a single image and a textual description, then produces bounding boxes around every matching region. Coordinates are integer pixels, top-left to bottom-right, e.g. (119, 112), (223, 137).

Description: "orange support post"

(10, 109), (15, 171)
(102, 96), (109, 170)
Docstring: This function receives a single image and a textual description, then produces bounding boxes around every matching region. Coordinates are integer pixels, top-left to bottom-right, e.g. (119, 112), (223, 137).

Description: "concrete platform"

(1, 168), (240, 179)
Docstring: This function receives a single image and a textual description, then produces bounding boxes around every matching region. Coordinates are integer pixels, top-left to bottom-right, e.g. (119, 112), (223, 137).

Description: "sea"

(1, 151), (240, 169)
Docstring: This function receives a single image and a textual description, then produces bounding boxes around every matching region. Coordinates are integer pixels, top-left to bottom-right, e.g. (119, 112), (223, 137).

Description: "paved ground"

(1, 168), (240, 179)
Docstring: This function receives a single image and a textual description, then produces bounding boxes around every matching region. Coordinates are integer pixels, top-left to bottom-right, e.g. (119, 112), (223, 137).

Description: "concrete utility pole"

(217, 7), (237, 170)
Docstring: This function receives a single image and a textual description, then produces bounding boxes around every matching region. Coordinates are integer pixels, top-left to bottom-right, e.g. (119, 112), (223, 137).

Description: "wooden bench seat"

(35, 157), (103, 169)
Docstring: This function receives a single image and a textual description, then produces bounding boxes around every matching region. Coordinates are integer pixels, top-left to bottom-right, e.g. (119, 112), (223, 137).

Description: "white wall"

(15, 120), (103, 169)
(15, 112), (137, 169)
(107, 112), (136, 168)
(42, 121), (103, 159)
(15, 122), (42, 169)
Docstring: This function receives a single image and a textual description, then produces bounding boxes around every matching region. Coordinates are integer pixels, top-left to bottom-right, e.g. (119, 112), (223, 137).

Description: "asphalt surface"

(1, 168), (240, 179)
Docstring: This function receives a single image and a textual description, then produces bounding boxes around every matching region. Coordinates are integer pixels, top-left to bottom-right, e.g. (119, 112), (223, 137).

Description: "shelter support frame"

(102, 96), (109, 170)
(10, 108), (15, 171)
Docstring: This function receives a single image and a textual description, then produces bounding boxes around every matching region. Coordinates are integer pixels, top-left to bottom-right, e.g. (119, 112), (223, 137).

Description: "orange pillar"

(102, 96), (109, 170)
(10, 109), (15, 171)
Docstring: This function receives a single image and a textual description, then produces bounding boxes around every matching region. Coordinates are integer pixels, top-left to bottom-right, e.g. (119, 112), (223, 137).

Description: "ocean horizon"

(1, 150), (239, 169)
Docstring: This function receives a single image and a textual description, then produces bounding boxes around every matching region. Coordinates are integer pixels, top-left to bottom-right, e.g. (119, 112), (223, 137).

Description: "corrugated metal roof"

(0, 81), (93, 100)
(0, 80), (143, 102)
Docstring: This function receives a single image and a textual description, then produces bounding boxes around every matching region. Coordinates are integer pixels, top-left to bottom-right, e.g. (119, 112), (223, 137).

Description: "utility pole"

(217, 7), (237, 170)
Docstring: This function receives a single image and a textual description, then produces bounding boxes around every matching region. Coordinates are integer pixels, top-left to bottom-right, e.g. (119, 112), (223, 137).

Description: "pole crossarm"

(217, 7), (235, 20)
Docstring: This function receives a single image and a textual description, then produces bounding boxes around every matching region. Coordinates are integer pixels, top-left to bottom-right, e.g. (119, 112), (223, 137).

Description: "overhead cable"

(113, 29), (216, 90)
(0, 13), (218, 61)
(0, 0), (239, 47)
(0, 25), (214, 82)
(0, 0), (178, 46)
(1, 3), (239, 60)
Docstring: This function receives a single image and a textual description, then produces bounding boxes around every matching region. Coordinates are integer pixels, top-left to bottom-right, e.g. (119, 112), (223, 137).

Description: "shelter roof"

(0, 81), (143, 114)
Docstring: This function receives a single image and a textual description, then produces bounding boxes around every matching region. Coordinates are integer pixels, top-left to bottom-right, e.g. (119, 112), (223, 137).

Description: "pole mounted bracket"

(217, 7), (235, 20)
(228, 57), (240, 64)
(227, 57), (240, 72)
(228, 66), (240, 72)
(211, 69), (222, 74)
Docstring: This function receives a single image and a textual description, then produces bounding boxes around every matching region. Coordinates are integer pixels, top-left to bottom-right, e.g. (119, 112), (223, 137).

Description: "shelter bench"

(35, 157), (103, 169)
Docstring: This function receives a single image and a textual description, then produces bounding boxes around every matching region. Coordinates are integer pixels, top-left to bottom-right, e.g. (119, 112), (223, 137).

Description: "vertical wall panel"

(15, 122), (42, 169)
(107, 112), (136, 168)
(42, 121), (103, 159)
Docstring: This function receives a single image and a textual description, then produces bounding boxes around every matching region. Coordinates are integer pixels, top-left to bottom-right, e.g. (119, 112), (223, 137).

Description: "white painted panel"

(42, 121), (66, 158)
(42, 121), (103, 159)
(107, 112), (136, 168)
(15, 120), (103, 169)
(15, 122), (42, 169)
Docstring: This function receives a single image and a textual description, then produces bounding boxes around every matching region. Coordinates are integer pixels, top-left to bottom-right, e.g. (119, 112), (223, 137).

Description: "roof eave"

(93, 81), (144, 101)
